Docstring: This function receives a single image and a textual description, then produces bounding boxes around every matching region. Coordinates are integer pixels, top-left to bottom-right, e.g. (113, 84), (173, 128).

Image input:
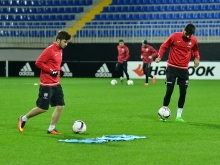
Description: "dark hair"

(119, 39), (124, 42)
(184, 24), (195, 35)
(56, 31), (71, 41)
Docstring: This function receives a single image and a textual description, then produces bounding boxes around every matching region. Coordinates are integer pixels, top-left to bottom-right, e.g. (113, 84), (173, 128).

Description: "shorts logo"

(133, 64), (144, 76)
(43, 93), (48, 99)
(19, 62), (35, 76)
(95, 63), (112, 77)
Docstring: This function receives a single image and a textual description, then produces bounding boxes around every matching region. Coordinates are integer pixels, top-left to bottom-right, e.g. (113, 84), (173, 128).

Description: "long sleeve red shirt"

(117, 45), (130, 63)
(141, 45), (157, 63)
(158, 32), (200, 70)
(35, 42), (63, 86)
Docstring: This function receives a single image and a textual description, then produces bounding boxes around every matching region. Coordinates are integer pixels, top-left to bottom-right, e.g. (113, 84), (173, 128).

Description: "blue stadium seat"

(43, 8), (50, 13)
(1, 0), (9, 5)
(215, 4), (220, 10)
(77, 7), (83, 13)
(35, 15), (42, 20)
(57, 8), (64, 13)
(201, 5), (208, 10)
(115, 6), (122, 12)
(70, 7), (77, 13)
(154, 6), (160, 11)
(200, 13), (207, 19)
(72, 0), (79, 6)
(79, 0), (86, 5)
(0, 8), (7, 13)
(194, 5), (201, 11)
(15, 8), (22, 13)
(167, 6), (174, 11)
(128, 6), (135, 12)
(8, 8), (15, 13)
(113, 14), (119, 20)
(121, 6), (128, 12)
(147, 6), (153, 12)
(30, 8), (37, 13)
(161, 6), (167, 11)
(174, 5), (180, 11)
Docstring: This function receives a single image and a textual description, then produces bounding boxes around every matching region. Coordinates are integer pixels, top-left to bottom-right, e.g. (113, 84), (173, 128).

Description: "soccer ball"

(158, 107), (171, 119)
(72, 120), (86, 134)
(127, 80), (134, 85)
(111, 79), (117, 85)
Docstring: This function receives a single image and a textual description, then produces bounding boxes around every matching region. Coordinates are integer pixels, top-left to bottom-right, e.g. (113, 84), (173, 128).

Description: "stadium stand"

(0, 0), (220, 46)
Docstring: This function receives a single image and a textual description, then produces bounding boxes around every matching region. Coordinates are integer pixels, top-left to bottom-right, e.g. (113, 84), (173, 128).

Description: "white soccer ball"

(72, 120), (86, 134)
(158, 107), (171, 119)
(111, 79), (117, 85)
(127, 80), (134, 85)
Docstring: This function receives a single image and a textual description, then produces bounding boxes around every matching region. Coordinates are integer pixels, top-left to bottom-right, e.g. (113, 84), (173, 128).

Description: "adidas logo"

(95, 63), (112, 77)
(61, 63), (72, 77)
(19, 62), (35, 76)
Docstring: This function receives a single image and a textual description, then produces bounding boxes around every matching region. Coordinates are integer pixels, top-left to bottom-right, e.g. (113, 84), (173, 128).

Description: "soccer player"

(18, 31), (71, 134)
(141, 40), (157, 86)
(155, 23), (200, 122)
(115, 39), (130, 84)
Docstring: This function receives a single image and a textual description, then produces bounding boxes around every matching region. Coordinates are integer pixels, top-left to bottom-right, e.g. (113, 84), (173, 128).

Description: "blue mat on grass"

(59, 134), (147, 144)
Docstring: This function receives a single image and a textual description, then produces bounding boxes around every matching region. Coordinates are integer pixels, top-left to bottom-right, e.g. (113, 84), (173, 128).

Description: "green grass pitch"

(0, 77), (219, 165)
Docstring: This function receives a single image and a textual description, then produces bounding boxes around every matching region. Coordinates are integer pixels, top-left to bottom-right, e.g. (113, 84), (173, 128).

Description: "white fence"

(0, 23), (219, 48)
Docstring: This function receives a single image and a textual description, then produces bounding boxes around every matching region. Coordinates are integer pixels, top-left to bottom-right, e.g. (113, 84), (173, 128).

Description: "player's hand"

(155, 58), (161, 63)
(51, 70), (58, 77)
(148, 56), (152, 59)
(141, 56), (143, 59)
(194, 58), (200, 68)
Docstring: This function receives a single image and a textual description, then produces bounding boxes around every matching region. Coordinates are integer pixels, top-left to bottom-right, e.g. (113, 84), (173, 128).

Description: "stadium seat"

(0, 8), (7, 13)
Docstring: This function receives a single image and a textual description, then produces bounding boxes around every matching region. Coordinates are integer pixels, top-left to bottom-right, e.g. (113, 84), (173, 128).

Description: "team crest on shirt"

(43, 93), (48, 99)
(188, 42), (192, 47)
(146, 48), (148, 52)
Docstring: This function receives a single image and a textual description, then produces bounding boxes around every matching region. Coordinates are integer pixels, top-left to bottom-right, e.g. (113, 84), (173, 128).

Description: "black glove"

(51, 70), (58, 77)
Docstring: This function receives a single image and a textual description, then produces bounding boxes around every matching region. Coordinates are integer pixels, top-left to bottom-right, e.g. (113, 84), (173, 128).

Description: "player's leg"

(122, 61), (130, 81)
(47, 85), (65, 134)
(143, 63), (149, 86)
(115, 62), (124, 83)
(18, 86), (50, 133)
(175, 71), (189, 122)
(148, 63), (156, 84)
(163, 67), (176, 107)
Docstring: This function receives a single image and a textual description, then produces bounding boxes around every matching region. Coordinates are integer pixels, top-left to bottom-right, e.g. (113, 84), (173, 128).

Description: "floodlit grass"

(0, 78), (219, 165)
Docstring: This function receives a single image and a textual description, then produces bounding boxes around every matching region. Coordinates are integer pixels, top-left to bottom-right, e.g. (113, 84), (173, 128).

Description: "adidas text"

(19, 71), (34, 76)
(95, 63), (112, 78)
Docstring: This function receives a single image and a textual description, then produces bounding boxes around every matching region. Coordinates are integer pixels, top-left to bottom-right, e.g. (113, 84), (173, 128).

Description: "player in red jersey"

(155, 24), (200, 122)
(18, 31), (71, 134)
(115, 39), (130, 84)
(141, 40), (157, 86)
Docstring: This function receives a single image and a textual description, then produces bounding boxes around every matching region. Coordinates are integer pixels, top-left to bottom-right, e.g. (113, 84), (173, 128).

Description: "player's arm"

(149, 46), (158, 59)
(192, 40), (200, 68)
(124, 46), (130, 61)
(35, 49), (52, 73)
(155, 34), (173, 63)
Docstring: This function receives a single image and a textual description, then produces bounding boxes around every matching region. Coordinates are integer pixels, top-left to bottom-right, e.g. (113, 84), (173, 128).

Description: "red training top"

(117, 45), (130, 63)
(35, 42), (63, 86)
(141, 45), (157, 63)
(158, 32), (200, 70)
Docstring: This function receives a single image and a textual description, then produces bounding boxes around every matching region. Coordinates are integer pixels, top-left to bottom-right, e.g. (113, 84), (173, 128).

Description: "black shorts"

(165, 66), (189, 86)
(36, 84), (65, 110)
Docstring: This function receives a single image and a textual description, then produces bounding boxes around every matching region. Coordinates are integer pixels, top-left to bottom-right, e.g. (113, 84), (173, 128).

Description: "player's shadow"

(186, 122), (220, 129)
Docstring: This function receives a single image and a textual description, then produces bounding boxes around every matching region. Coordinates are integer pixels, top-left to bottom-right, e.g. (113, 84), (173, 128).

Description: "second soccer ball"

(127, 80), (134, 85)
(111, 79), (117, 85)
(72, 120), (86, 134)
